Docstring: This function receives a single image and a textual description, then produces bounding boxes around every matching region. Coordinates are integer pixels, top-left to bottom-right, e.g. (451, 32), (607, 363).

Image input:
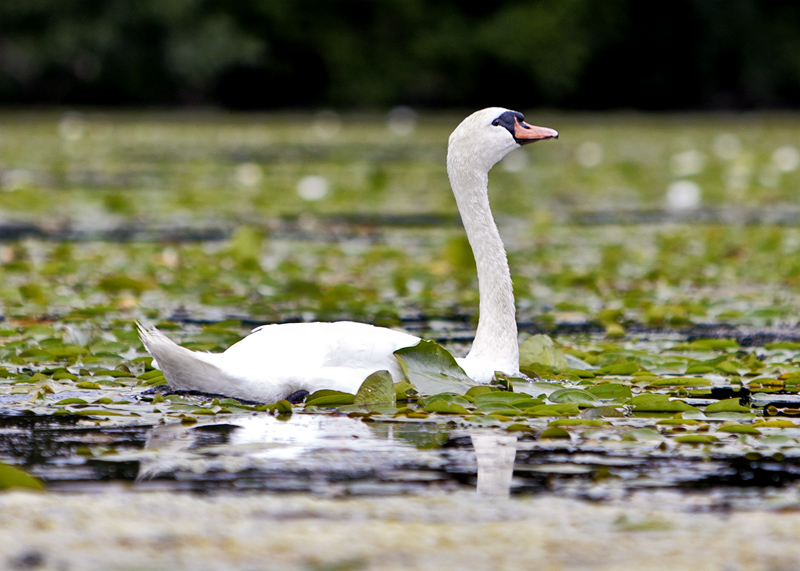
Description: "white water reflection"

(134, 414), (519, 496)
(471, 432), (518, 499)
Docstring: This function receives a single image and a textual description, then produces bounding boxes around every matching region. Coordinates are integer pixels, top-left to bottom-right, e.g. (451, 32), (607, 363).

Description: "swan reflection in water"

(133, 415), (518, 497)
(470, 432), (518, 499)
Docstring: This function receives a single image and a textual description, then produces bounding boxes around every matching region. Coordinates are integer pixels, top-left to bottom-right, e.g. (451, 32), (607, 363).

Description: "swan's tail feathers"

(137, 322), (229, 394)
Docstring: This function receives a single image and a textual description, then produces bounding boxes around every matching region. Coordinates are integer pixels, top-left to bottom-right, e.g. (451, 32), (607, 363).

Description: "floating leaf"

(548, 388), (600, 405)
(717, 424), (761, 435)
(466, 386), (498, 398)
(506, 423), (534, 432)
(519, 335), (567, 371)
(75, 381), (101, 390)
(18, 349), (56, 362)
(424, 400), (469, 414)
(674, 434), (719, 444)
(511, 380), (563, 397)
(656, 418), (701, 425)
(394, 340), (476, 396)
(647, 377), (712, 387)
(597, 362), (640, 376)
(522, 403), (580, 417)
(394, 381), (416, 401)
(540, 427), (571, 438)
(98, 274), (152, 295)
(565, 368), (595, 378)
(549, 419), (607, 427)
(582, 405), (625, 418)
(0, 462), (43, 491)
(623, 428), (664, 441)
(305, 391), (356, 407)
(587, 383), (631, 399)
(421, 393), (471, 414)
(705, 398), (751, 413)
(354, 370), (396, 406)
(685, 339), (740, 351)
(55, 398), (88, 405)
(631, 394), (699, 413)
(275, 400), (293, 414)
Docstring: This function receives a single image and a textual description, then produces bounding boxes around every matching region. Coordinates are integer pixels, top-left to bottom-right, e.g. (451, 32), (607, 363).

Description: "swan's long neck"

(447, 156), (519, 377)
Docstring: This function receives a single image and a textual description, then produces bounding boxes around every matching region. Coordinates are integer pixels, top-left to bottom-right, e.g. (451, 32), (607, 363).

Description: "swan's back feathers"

(138, 323), (233, 395)
(138, 321), (420, 403)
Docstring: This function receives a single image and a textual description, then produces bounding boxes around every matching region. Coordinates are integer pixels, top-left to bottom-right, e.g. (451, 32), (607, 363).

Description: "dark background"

(2, 0), (799, 111)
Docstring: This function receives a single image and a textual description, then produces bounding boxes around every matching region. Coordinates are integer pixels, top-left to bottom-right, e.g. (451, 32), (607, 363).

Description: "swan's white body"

(140, 108), (558, 403)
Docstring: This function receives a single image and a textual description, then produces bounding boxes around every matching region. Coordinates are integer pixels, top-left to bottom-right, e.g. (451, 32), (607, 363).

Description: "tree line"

(1, 0), (799, 110)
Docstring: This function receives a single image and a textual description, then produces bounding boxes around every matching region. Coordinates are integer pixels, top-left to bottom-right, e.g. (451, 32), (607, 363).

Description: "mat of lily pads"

(2, 111), (800, 505)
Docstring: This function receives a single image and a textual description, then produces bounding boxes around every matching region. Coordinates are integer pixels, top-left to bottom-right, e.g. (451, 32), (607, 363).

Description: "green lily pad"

(519, 334), (567, 371)
(705, 398), (751, 413)
(631, 394), (699, 413)
(548, 388), (601, 405)
(622, 428), (664, 441)
(393, 381), (416, 401)
(587, 383), (632, 399)
(717, 424), (761, 435)
(549, 419), (607, 426)
(424, 400), (470, 414)
(674, 434), (719, 444)
(647, 377), (712, 387)
(539, 427), (571, 438)
(522, 403), (580, 417)
(0, 462), (44, 491)
(354, 370), (396, 406)
(394, 340), (476, 396)
(597, 362), (640, 376)
(305, 391), (356, 407)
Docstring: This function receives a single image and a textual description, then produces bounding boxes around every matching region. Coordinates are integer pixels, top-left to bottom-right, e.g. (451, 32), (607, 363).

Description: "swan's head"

(447, 107), (558, 173)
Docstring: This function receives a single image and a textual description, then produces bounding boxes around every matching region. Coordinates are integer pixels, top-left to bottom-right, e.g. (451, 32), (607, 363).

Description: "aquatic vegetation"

(2, 112), (800, 499)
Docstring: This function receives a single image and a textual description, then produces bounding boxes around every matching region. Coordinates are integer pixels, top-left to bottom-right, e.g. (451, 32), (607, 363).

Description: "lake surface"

(2, 111), (800, 569)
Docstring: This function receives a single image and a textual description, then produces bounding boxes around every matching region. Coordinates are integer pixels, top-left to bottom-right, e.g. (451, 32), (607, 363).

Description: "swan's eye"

(491, 119), (500, 126)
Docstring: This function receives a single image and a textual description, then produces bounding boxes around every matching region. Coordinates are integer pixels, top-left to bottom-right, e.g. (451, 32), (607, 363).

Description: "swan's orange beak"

(514, 120), (558, 145)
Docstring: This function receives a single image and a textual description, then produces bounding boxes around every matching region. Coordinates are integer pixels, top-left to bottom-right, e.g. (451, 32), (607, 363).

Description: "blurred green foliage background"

(2, 0), (800, 110)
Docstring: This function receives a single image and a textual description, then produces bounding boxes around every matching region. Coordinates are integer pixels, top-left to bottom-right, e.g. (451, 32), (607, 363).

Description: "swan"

(139, 108), (558, 403)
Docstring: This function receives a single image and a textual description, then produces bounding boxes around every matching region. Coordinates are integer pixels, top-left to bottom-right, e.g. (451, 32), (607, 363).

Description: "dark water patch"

(3, 412), (800, 506)
(572, 206), (800, 227)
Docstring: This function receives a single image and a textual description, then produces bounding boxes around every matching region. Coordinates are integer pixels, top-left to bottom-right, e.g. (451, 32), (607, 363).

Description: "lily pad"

(305, 391), (356, 407)
(548, 388), (600, 405)
(705, 398), (751, 413)
(519, 334), (567, 371)
(354, 370), (396, 406)
(717, 424), (761, 435)
(587, 383), (631, 399)
(394, 340), (476, 396)
(0, 462), (43, 491)
(631, 394), (699, 413)
(539, 427), (571, 439)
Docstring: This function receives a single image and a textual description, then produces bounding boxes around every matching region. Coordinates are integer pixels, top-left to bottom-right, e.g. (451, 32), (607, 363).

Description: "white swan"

(139, 108), (558, 403)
